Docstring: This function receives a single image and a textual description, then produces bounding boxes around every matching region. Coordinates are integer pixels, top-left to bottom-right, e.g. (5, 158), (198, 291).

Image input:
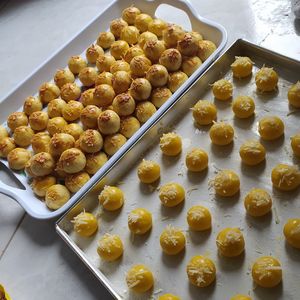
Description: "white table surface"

(0, 0), (299, 299)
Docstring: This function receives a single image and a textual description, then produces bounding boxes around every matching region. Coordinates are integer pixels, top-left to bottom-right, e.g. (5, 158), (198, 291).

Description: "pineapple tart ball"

(85, 152), (108, 175)
(30, 152), (55, 176)
(68, 55), (87, 75)
(216, 227), (245, 257)
(60, 82), (81, 102)
(65, 171), (90, 193)
(137, 159), (160, 183)
(23, 96), (43, 116)
(162, 24), (185, 48)
(198, 40), (217, 62)
(160, 225), (186, 255)
(185, 148), (208, 172)
(182, 56), (202, 77)
(159, 182), (185, 207)
(186, 255), (216, 288)
(78, 67), (98, 87)
(59, 148), (86, 174)
(112, 93), (135, 116)
(49, 133), (75, 157)
(120, 25), (140, 44)
(31, 176), (56, 197)
(47, 98), (67, 118)
(0, 137), (15, 158)
(146, 64), (168, 87)
(97, 31), (115, 49)
(97, 110), (120, 135)
(150, 87), (172, 108)
(209, 122), (234, 145)
(239, 139), (266, 166)
(135, 101), (156, 123)
(93, 84), (115, 107)
(159, 49), (182, 72)
(148, 18), (167, 37)
(252, 256), (282, 288)
(124, 46), (144, 63)
(80, 105), (101, 129)
(255, 67), (278, 92)
(72, 211), (98, 237)
(120, 116), (140, 138)
(138, 31), (158, 49)
(271, 163), (300, 191)
(110, 60), (130, 73)
(54, 68), (75, 88)
(231, 56), (254, 78)
(79, 129), (103, 153)
(110, 40), (130, 60)
(95, 72), (113, 86)
(128, 208), (152, 234)
(288, 81), (300, 107)
(291, 134), (300, 157)
(96, 54), (116, 72)
(130, 55), (152, 77)
(143, 40), (166, 62)
(187, 205), (212, 231)
(126, 264), (154, 293)
(39, 82), (60, 104)
(230, 295), (252, 300)
(284, 218), (300, 249)
(7, 111), (28, 131)
(45, 184), (70, 210)
(192, 100), (217, 125)
(122, 6), (141, 24)
(135, 13), (153, 32)
(244, 188), (272, 217)
(168, 71), (188, 93)
(80, 88), (95, 106)
(158, 294), (180, 300)
(86, 44), (104, 64)
(0, 125), (8, 139)
(258, 116), (284, 140)
(112, 71), (132, 94)
(47, 117), (68, 136)
(31, 132), (51, 153)
(190, 31), (203, 42)
(63, 123), (83, 141)
(159, 132), (182, 156)
(29, 111), (49, 131)
(97, 233), (123, 261)
(98, 185), (124, 211)
(110, 18), (128, 38)
(13, 126), (34, 147)
(62, 100), (83, 122)
(130, 78), (152, 101)
(212, 79), (233, 100)
(214, 169), (240, 197)
(232, 96), (255, 118)
(103, 133), (127, 156)
(7, 148), (32, 170)
(177, 33), (199, 57)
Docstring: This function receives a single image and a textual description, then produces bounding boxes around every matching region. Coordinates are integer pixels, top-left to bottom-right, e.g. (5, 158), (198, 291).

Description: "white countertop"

(0, 0), (299, 299)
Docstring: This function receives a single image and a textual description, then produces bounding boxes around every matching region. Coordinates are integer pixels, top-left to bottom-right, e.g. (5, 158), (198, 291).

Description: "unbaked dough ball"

(60, 82), (81, 102)
(160, 224), (186, 255)
(85, 152), (108, 175)
(93, 84), (116, 107)
(54, 68), (75, 88)
(45, 184), (70, 210)
(159, 49), (182, 72)
(150, 87), (172, 108)
(59, 148), (86, 174)
(162, 24), (185, 48)
(72, 210), (98, 237)
(0, 137), (15, 158)
(185, 148), (208, 172)
(50, 133), (75, 157)
(255, 67), (278, 92)
(244, 188), (272, 217)
(103, 133), (127, 156)
(97, 110), (120, 135)
(7, 112), (28, 132)
(232, 96), (255, 118)
(212, 79), (233, 101)
(288, 81), (300, 108)
(130, 55), (152, 77)
(123, 46), (144, 63)
(209, 122), (234, 145)
(187, 205), (212, 231)
(47, 98), (67, 118)
(47, 117), (68, 136)
(112, 71), (132, 94)
(86, 44), (104, 64)
(148, 18), (167, 37)
(128, 208), (152, 234)
(192, 100), (217, 125)
(62, 100), (83, 122)
(31, 176), (56, 197)
(63, 123), (83, 141)
(80, 105), (101, 129)
(110, 18), (128, 38)
(97, 31), (115, 49)
(68, 55), (87, 75)
(98, 185), (124, 211)
(39, 82), (60, 104)
(95, 72), (113, 86)
(146, 64), (168, 87)
(110, 40), (130, 60)
(80, 88), (95, 107)
(13, 126), (34, 147)
(168, 71), (188, 93)
(7, 148), (32, 170)
(137, 159), (160, 183)
(79, 129), (103, 153)
(135, 13), (153, 32)
(30, 152), (55, 176)
(177, 33), (199, 57)
(130, 78), (152, 101)
(182, 56), (202, 77)
(120, 25), (140, 44)
(271, 163), (300, 191)
(197, 40), (216, 62)
(97, 233), (123, 261)
(159, 182), (185, 207)
(231, 56), (254, 78)
(96, 54), (116, 73)
(120, 116), (140, 138)
(213, 169), (240, 197)
(258, 116), (284, 140)
(29, 111), (49, 131)
(23, 96), (43, 116)
(159, 132), (182, 156)
(122, 6), (141, 24)
(135, 101), (156, 123)
(112, 93), (135, 116)
(126, 264), (154, 293)
(65, 171), (90, 193)
(239, 139), (266, 166)
(143, 40), (166, 63)
(78, 67), (98, 87)
(31, 132), (51, 153)
(110, 60), (130, 74)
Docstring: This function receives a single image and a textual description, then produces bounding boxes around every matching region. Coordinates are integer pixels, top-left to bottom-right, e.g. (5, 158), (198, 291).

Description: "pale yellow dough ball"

(30, 152), (55, 176)
(96, 55), (116, 73)
(209, 122), (234, 146)
(85, 152), (108, 175)
(212, 79), (233, 101)
(186, 255), (216, 288)
(120, 25), (140, 44)
(159, 132), (182, 156)
(63, 123), (83, 141)
(126, 264), (154, 293)
(97, 32), (115, 49)
(110, 60), (130, 73)
(110, 18), (128, 39)
(159, 49), (182, 72)
(130, 55), (152, 77)
(79, 67), (98, 87)
(110, 40), (130, 60)
(135, 101), (157, 123)
(23, 96), (43, 116)
(60, 83), (81, 102)
(62, 100), (83, 122)
(50, 133), (75, 158)
(182, 56), (202, 77)
(130, 78), (152, 101)
(13, 126), (34, 147)
(192, 100), (217, 125)
(80, 105), (101, 129)
(65, 171), (90, 193)
(187, 205), (212, 231)
(252, 256), (282, 288)
(214, 169), (240, 197)
(271, 163), (300, 191)
(97, 233), (123, 261)
(197, 40), (216, 62)
(72, 211), (98, 237)
(135, 13), (153, 32)
(45, 184), (71, 210)
(7, 148), (32, 170)
(160, 225), (186, 255)
(288, 81), (300, 108)
(258, 116), (284, 140)
(93, 84), (115, 107)
(291, 134), (300, 157)
(255, 67), (278, 92)
(159, 182), (185, 207)
(29, 111), (49, 131)
(162, 24), (185, 48)
(128, 208), (152, 234)
(185, 148), (208, 172)
(31, 176), (56, 197)
(68, 55), (87, 75)
(79, 129), (103, 153)
(139, 31), (158, 49)
(232, 96), (255, 118)
(120, 116), (141, 138)
(150, 87), (172, 108)
(168, 71), (188, 93)
(112, 71), (132, 94)
(103, 133), (127, 156)
(59, 148), (86, 174)
(98, 185), (124, 211)
(54, 68), (75, 88)
(148, 18), (167, 37)
(122, 6), (141, 25)
(39, 82), (60, 104)
(97, 110), (120, 135)
(231, 56), (254, 78)
(216, 227), (245, 257)
(283, 218), (300, 249)
(0, 137), (16, 158)
(80, 88), (95, 107)
(112, 93), (135, 116)
(143, 40), (166, 63)
(31, 132), (51, 153)
(95, 72), (113, 86)
(47, 116), (68, 136)
(146, 64), (168, 87)
(239, 139), (266, 166)
(137, 159), (160, 183)
(244, 188), (272, 217)
(86, 44), (104, 64)
(123, 46), (144, 63)
(0, 125), (8, 139)
(177, 33), (199, 57)
(47, 98), (67, 118)
(7, 112), (28, 132)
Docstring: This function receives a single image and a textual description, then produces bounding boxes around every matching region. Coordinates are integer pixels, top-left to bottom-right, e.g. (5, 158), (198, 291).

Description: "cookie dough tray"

(0, 0), (227, 219)
(56, 39), (300, 299)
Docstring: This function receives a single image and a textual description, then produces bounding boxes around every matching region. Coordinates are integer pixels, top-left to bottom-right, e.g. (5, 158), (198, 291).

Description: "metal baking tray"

(0, 0), (226, 220)
(57, 39), (300, 300)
